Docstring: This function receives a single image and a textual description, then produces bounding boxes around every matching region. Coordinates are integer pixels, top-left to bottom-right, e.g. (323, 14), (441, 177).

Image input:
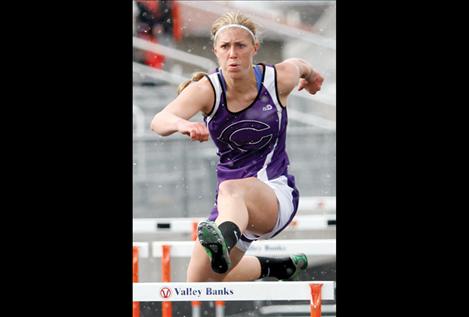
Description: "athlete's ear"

(253, 41), (260, 55)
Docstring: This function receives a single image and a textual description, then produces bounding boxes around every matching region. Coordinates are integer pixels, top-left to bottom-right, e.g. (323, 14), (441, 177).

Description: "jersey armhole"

(203, 74), (217, 117)
(272, 64), (286, 108)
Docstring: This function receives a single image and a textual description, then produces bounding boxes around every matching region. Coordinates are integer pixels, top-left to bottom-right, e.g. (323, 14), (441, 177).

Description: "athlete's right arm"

(150, 77), (214, 142)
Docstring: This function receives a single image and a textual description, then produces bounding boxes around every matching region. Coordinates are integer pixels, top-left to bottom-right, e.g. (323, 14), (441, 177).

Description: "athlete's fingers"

(196, 125), (204, 140)
(200, 125), (209, 140)
(189, 129), (196, 140)
(190, 124), (202, 141)
(186, 122), (209, 142)
(196, 126), (203, 141)
(179, 121), (193, 137)
(199, 131), (209, 142)
(191, 127), (198, 140)
(308, 74), (324, 94)
(298, 78), (307, 91)
(308, 81), (322, 94)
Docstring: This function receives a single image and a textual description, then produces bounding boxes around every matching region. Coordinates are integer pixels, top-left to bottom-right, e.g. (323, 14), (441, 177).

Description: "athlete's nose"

(228, 46), (237, 59)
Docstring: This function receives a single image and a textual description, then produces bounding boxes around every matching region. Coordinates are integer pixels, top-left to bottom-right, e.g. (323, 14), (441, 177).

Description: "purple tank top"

(204, 64), (299, 221)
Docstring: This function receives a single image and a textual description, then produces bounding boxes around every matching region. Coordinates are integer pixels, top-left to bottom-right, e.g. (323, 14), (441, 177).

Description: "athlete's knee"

(218, 179), (246, 198)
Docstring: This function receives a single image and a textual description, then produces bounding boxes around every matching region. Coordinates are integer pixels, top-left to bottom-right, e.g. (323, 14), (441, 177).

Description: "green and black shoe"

(197, 220), (231, 274)
(285, 253), (308, 281)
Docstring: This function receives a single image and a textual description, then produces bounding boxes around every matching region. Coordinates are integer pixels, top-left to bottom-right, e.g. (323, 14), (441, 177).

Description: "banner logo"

(160, 287), (172, 299)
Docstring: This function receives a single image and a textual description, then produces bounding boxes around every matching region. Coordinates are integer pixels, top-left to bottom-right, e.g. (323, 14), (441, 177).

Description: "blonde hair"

(211, 11), (257, 44)
(177, 71), (207, 95)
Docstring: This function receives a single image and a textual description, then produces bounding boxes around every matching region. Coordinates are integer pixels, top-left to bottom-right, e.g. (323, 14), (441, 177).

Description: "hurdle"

(297, 196), (336, 212)
(150, 239), (335, 316)
(133, 242), (149, 258)
(133, 281), (335, 317)
(133, 242), (149, 317)
(134, 228), (335, 316)
(152, 239), (336, 257)
(133, 214), (336, 234)
(133, 246), (139, 317)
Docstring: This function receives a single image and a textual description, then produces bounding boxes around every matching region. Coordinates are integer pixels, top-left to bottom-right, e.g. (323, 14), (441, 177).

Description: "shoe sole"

(198, 221), (231, 274)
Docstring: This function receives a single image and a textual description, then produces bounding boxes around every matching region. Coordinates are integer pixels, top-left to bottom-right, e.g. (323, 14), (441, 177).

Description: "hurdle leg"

(162, 245), (172, 317)
(215, 300), (225, 317)
(191, 300), (201, 317)
(133, 246), (140, 317)
(191, 220), (201, 317)
(309, 283), (323, 317)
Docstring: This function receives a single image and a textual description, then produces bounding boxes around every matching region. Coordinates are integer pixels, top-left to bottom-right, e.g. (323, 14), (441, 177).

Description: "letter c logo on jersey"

(217, 120), (273, 153)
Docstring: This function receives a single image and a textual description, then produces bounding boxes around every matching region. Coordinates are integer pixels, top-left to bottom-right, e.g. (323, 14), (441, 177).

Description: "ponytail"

(177, 71), (207, 95)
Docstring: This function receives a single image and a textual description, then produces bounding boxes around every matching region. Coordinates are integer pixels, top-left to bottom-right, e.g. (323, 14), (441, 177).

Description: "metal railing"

(180, 1), (336, 50)
(133, 36), (217, 72)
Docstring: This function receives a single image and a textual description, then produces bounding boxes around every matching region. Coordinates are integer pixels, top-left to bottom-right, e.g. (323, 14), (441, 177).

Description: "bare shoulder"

(274, 60), (301, 97)
(174, 75), (215, 115)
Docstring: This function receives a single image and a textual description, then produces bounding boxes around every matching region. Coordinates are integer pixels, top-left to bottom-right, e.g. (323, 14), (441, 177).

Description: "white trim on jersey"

(257, 65), (283, 182)
(206, 72), (222, 124)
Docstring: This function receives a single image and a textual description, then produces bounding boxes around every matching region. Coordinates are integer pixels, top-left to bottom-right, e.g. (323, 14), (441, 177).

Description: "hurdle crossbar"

(133, 281), (335, 302)
(152, 239), (336, 257)
(132, 242), (149, 258)
(133, 215), (336, 234)
(298, 196), (336, 212)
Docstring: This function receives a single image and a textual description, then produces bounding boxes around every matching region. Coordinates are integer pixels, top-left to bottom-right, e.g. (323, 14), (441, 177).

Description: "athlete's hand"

(177, 120), (209, 142)
(298, 70), (324, 94)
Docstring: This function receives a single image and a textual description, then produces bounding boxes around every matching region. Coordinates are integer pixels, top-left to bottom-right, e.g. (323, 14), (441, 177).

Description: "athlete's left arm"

(275, 58), (324, 103)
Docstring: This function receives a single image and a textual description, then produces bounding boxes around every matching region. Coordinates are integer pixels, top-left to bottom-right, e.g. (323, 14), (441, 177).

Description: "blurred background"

(133, 1), (336, 316)
(133, 0), (336, 219)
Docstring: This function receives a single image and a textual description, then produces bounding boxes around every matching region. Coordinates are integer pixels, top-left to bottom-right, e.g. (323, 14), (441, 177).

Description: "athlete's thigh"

(239, 177), (279, 234)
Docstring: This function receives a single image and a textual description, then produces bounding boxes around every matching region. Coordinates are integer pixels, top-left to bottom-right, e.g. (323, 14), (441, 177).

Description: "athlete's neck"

(223, 67), (257, 95)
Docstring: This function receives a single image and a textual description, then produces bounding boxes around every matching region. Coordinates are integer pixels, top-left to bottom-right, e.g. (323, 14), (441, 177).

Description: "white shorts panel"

(234, 175), (295, 252)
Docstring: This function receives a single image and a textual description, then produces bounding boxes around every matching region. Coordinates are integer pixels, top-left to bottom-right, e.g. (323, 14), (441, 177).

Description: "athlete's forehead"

(215, 28), (253, 44)
(219, 39), (249, 45)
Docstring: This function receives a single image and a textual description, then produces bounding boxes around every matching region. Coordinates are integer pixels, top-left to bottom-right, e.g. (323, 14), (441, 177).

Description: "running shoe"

(198, 220), (231, 274)
(285, 253), (308, 281)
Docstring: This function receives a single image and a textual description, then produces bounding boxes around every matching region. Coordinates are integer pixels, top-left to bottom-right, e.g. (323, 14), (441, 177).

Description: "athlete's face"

(213, 28), (259, 78)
